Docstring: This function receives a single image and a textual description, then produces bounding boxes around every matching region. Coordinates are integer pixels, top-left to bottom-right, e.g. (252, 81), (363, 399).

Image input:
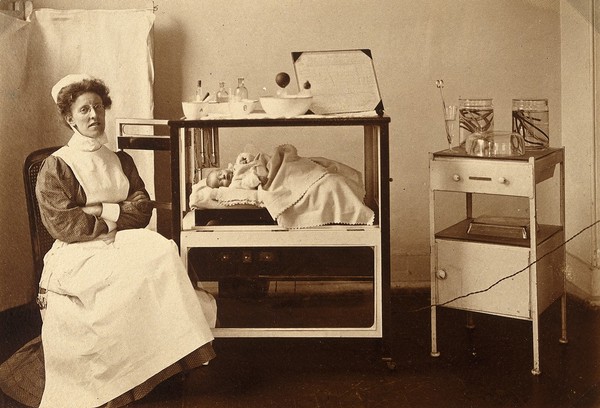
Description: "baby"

(206, 152), (268, 189)
(206, 168), (233, 188)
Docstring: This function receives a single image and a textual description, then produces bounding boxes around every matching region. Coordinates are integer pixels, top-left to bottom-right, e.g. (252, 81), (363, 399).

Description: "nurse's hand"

(123, 191), (152, 214)
(126, 191), (147, 202)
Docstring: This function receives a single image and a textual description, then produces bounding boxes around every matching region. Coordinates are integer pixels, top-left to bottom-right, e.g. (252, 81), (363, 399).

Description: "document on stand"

(292, 49), (383, 115)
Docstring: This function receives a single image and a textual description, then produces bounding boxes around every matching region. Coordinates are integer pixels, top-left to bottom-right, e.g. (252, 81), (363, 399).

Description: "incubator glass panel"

(188, 246), (375, 328)
(185, 126), (379, 219)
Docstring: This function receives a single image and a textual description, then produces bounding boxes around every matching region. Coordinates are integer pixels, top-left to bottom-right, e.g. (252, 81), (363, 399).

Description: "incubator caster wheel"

(382, 357), (397, 371)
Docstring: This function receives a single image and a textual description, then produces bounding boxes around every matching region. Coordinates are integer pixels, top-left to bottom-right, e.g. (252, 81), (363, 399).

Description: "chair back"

(23, 146), (60, 280)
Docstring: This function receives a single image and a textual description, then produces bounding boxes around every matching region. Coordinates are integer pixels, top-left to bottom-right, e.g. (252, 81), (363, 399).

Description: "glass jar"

(458, 98), (494, 145)
(512, 98), (549, 149)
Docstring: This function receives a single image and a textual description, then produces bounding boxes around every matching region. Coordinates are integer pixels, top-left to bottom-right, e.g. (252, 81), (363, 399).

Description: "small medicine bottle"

(216, 81), (229, 103)
(195, 80), (203, 102)
(234, 77), (248, 101)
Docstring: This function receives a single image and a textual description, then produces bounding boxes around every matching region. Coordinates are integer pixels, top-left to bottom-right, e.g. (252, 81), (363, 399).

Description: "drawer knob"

(452, 174), (461, 182)
(436, 269), (447, 280)
(498, 177), (507, 184)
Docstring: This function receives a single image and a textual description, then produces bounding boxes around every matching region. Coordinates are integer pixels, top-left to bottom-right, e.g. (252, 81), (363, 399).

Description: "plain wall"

(560, 0), (600, 302)
(152, 0), (562, 286)
(0, 0), (568, 312)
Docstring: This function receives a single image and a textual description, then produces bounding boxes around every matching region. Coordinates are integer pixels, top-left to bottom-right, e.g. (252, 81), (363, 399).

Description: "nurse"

(2, 74), (216, 408)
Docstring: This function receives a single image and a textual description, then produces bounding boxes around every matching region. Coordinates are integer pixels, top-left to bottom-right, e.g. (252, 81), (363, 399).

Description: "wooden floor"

(2, 290), (600, 408)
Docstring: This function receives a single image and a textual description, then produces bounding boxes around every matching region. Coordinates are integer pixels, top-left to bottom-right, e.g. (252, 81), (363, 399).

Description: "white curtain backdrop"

(29, 8), (156, 176)
(0, 8), (155, 311)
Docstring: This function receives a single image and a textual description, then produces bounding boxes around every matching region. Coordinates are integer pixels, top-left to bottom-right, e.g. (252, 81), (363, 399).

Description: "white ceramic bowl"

(230, 99), (257, 117)
(259, 96), (313, 118)
(182, 101), (209, 119)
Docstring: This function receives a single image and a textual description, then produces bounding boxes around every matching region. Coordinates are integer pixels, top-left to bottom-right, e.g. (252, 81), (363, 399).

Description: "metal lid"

(459, 98), (493, 108)
(512, 98), (548, 111)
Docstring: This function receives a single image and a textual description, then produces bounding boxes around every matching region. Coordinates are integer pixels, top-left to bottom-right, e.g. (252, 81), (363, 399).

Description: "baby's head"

(206, 168), (233, 188)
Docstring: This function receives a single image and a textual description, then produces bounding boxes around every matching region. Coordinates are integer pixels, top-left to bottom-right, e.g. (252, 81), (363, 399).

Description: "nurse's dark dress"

(0, 132), (215, 407)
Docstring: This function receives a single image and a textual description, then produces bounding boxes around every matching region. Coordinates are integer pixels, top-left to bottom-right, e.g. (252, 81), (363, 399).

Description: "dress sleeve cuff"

(101, 202), (120, 224)
(104, 219), (117, 232)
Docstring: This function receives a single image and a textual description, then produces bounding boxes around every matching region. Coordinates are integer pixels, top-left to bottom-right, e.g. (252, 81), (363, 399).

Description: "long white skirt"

(38, 229), (214, 408)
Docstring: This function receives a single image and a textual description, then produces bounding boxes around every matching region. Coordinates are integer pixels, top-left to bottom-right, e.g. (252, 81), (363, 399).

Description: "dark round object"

(275, 72), (290, 88)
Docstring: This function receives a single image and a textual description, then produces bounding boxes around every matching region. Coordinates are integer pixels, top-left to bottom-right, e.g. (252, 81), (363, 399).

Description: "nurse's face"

(66, 92), (106, 138)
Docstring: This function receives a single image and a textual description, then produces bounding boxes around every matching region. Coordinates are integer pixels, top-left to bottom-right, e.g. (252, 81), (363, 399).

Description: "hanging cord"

(411, 219), (600, 313)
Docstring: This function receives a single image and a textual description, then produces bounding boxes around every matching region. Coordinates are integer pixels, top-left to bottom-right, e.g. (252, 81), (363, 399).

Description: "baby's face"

(207, 168), (233, 188)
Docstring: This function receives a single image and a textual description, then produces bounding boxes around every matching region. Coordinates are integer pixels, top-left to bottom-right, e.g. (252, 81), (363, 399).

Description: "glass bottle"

(216, 81), (229, 103)
(194, 80), (203, 102)
(458, 98), (494, 146)
(234, 77), (248, 101)
(512, 98), (549, 149)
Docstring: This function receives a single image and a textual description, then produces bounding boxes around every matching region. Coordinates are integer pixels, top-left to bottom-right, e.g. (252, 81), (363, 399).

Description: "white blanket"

(189, 144), (374, 228)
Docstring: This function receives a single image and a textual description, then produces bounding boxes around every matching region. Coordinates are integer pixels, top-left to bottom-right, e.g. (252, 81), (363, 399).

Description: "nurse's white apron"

(39, 138), (213, 407)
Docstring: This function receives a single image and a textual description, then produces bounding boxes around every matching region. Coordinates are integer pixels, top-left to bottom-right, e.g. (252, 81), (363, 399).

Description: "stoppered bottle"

(234, 77), (248, 101)
(216, 81), (229, 103)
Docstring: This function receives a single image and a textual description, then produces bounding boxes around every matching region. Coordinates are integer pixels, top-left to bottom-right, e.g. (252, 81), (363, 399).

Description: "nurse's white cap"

(51, 74), (93, 103)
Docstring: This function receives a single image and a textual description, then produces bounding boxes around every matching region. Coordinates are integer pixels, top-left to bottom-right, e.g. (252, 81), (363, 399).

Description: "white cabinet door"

(435, 240), (531, 319)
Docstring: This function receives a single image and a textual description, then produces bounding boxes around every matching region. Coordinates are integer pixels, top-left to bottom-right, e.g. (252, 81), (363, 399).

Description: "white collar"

(67, 129), (109, 152)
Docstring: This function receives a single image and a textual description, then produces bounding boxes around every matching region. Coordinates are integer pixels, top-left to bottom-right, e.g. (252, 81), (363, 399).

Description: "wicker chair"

(23, 146), (60, 282)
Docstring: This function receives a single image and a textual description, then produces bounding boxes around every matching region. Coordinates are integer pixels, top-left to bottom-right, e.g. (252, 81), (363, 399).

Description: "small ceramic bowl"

(182, 101), (209, 119)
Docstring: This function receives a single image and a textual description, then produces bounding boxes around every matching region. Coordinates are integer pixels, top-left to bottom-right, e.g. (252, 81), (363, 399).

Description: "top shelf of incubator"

(168, 112), (390, 129)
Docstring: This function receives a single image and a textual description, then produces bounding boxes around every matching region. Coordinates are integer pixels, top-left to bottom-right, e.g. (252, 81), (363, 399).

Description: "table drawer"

(430, 158), (533, 196)
(435, 239), (531, 319)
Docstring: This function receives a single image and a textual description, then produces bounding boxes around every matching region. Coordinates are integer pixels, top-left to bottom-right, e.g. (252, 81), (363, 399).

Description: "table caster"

(382, 358), (397, 371)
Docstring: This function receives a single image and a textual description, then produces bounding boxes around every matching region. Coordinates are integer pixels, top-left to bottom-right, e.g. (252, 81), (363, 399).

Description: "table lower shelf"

(435, 219), (563, 247)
